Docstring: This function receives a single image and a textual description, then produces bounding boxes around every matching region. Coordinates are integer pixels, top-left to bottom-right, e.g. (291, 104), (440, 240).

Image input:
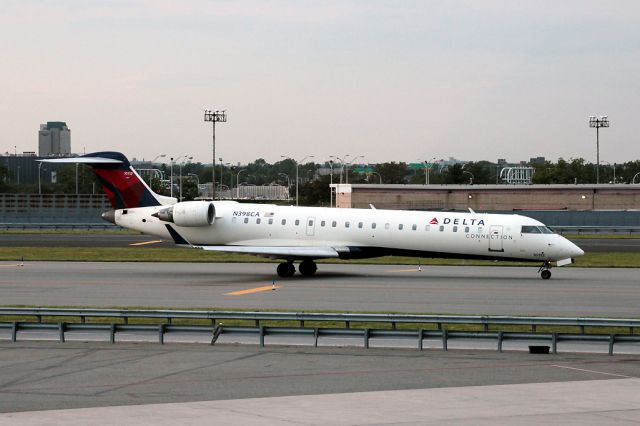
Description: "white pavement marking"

(552, 364), (636, 379)
(3, 379), (640, 425)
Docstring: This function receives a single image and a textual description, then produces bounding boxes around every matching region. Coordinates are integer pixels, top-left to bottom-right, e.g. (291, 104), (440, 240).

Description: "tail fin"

(41, 151), (176, 209)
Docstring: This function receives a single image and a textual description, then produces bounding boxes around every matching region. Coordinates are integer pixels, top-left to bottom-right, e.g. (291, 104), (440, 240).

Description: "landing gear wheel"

(540, 269), (552, 280)
(277, 262), (295, 277)
(298, 259), (318, 276)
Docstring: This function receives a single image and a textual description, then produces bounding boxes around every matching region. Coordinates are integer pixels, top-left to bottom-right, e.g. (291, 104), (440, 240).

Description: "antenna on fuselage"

(468, 208), (476, 214)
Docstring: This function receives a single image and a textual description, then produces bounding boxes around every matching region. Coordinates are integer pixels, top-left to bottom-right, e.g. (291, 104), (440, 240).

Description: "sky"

(1, 0), (639, 165)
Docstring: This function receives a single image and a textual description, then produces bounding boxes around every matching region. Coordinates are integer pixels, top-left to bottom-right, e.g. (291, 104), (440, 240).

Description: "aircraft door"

(488, 225), (504, 252)
(306, 217), (316, 236)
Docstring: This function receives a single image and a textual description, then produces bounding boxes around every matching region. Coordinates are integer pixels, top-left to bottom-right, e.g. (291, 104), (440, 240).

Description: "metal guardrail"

(553, 226), (640, 235)
(1, 308), (640, 355)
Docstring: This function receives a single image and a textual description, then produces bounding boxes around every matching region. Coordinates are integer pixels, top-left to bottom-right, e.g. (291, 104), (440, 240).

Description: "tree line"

(2, 158), (639, 206)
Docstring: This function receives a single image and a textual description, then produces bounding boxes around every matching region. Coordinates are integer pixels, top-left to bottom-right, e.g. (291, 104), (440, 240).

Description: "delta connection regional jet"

(43, 152), (584, 279)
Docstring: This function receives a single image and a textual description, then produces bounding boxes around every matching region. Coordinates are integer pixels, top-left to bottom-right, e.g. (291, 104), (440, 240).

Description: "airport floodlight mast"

(589, 115), (609, 185)
(204, 109), (227, 199)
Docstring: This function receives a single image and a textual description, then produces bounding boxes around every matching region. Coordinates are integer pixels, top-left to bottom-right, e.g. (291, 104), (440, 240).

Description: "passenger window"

(282, 219), (286, 225)
(358, 222), (363, 228)
(439, 225), (444, 232)
(398, 224), (403, 230)
(372, 223), (377, 229)
(465, 226), (469, 233)
(295, 219), (300, 226)
(321, 220), (326, 227)
(232, 217), (237, 224)
(332, 221), (337, 227)
(453, 226), (458, 232)
(256, 218), (261, 224)
(345, 221), (350, 228)
(478, 227), (483, 233)
(412, 224), (417, 231)
(244, 218), (249, 224)
(308, 219), (313, 226)
(268, 218), (273, 225)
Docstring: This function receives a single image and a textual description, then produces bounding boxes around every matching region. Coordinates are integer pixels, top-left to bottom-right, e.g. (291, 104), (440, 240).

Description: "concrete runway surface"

(1, 342), (639, 424)
(1, 261), (639, 316)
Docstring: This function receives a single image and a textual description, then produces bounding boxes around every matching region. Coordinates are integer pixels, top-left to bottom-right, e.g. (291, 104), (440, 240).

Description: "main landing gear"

(276, 260), (318, 277)
(538, 261), (552, 280)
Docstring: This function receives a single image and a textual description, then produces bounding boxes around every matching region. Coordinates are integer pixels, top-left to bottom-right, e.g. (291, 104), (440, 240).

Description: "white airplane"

(43, 152), (584, 279)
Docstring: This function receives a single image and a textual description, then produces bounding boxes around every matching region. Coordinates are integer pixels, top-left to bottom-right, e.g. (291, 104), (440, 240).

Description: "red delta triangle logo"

(429, 217), (439, 225)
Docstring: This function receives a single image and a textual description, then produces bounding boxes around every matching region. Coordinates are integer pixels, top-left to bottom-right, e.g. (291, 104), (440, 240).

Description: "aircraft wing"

(197, 245), (340, 258)
(164, 224), (341, 259)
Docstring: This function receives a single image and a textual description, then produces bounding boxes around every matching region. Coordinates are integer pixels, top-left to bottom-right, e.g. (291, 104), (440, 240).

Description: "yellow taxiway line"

(386, 268), (423, 273)
(226, 285), (282, 296)
(129, 240), (163, 246)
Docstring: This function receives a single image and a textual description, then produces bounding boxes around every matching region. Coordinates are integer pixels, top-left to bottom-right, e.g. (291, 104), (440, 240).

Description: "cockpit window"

(521, 225), (556, 234)
(521, 225), (541, 234)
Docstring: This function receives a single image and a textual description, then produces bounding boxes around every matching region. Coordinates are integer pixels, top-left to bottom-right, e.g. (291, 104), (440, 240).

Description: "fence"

(2, 308), (639, 355)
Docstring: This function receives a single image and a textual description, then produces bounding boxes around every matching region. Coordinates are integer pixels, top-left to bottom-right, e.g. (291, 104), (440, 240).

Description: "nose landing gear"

(538, 261), (552, 279)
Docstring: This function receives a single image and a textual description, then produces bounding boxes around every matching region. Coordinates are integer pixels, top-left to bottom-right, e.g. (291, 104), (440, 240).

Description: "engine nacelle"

(154, 201), (215, 227)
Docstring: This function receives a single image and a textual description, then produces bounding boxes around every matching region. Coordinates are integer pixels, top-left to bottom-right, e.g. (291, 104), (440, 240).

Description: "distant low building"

(39, 121), (71, 157)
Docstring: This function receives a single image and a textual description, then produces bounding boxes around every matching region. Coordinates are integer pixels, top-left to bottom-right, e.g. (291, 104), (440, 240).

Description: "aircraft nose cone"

(568, 241), (584, 257)
(101, 209), (116, 224)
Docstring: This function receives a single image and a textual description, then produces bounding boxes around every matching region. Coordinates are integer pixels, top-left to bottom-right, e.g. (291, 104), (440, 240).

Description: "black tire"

(277, 262), (295, 277)
(299, 260), (318, 276)
(541, 270), (551, 280)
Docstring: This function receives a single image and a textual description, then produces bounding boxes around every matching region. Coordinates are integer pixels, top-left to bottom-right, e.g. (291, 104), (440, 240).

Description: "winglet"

(165, 224), (192, 246)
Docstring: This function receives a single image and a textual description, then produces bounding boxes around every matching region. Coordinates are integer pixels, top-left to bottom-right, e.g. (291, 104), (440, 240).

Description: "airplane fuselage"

(114, 201), (583, 263)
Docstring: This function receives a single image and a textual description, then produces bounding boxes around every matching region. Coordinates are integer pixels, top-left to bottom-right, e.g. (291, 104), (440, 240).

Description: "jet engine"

(153, 201), (215, 227)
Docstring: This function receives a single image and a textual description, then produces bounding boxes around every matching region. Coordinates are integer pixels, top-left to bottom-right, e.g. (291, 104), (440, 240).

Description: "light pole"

(169, 157), (175, 198)
(204, 109), (227, 200)
(589, 115), (609, 184)
(38, 162), (42, 194)
(282, 155), (314, 206)
(369, 171), (383, 184)
(176, 156), (192, 201)
(236, 169), (245, 199)
(328, 160), (334, 207)
(329, 155), (346, 184)
(344, 155), (363, 184)
(218, 157), (224, 198)
(152, 154), (166, 163)
(424, 157), (436, 184)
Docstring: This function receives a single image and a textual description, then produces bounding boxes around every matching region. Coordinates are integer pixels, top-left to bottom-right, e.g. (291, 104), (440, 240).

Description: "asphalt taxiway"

(1, 341), (639, 422)
(1, 262), (639, 317)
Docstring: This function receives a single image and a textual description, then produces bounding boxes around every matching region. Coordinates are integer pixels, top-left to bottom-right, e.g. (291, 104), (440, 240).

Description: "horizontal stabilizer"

(39, 157), (123, 164)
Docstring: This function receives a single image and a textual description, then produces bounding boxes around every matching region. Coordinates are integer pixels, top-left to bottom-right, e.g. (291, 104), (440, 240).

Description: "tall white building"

(38, 121), (71, 156)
